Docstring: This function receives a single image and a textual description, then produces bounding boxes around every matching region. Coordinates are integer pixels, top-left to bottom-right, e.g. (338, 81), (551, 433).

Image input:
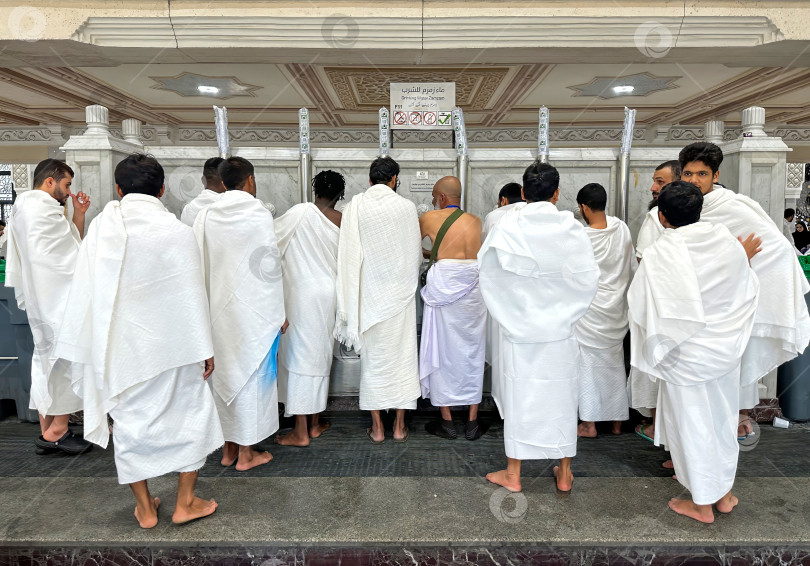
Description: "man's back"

(420, 208), (481, 260)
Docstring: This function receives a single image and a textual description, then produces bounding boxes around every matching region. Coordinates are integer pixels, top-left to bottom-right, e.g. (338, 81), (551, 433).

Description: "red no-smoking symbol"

(424, 112), (437, 125)
(409, 111), (422, 125)
(393, 112), (407, 125)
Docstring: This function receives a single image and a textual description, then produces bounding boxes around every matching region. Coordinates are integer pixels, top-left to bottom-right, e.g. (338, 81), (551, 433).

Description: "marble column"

(122, 119), (143, 144)
(61, 105), (144, 225)
(705, 120), (725, 144)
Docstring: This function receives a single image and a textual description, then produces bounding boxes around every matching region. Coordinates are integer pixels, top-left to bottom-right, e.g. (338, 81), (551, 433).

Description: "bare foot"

(738, 415), (753, 437)
(309, 420), (330, 439)
(220, 442), (237, 467)
(172, 496), (217, 525)
(577, 422), (597, 438)
(486, 469), (521, 492)
(668, 498), (714, 523)
(662, 459), (674, 469)
(716, 492), (739, 514)
(235, 448), (273, 471)
(553, 466), (573, 493)
(612, 421), (623, 435)
(275, 431), (310, 447)
(134, 497), (160, 529)
(367, 427), (384, 443)
(636, 423), (655, 440)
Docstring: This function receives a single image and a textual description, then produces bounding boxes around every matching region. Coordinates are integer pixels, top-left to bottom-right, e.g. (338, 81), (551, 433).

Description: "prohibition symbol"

(393, 111), (407, 125)
(424, 111), (437, 126)
(409, 111), (422, 125)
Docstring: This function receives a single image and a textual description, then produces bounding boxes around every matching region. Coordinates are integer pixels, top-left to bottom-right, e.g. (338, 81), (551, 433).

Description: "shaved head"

(434, 176), (462, 201)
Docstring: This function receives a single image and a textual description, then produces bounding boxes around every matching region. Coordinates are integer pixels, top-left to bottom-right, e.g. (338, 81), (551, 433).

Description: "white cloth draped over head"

(575, 216), (636, 348)
(482, 202), (526, 241)
(700, 187), (810, 386)
(5, 190), (82, 416)
(419, 260), (487, 406)
(54, 194), (217, 449)
(180, 188), (221, 226)
(635, 206), (664, 260)
(334, 184), (423, 351)
(193, 190), (285, 406)
(275, 202), (340, 416)
(575, 216), (635, 423)
(479, 201), (599, 459)
(627, 221), (759, 505)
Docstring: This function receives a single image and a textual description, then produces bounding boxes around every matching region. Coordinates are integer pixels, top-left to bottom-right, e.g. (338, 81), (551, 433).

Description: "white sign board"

(390, 83), (455, 130)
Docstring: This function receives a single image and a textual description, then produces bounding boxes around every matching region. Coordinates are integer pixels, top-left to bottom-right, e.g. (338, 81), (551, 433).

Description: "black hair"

(655, 160), (682, 180)
(498, 182), (524, 205)
(785, 208), (796, 219)
(114, 153), (164, 197)
(313, 170), (345, 202)
(0, 220), (5, 227)
(657, 181), (704, 228)
(679, 142), (723, 175)
(576, 183), (607, 212)
(522, 161), (559, 202)
(33, 159), (74, 189)
(203, 157), (225, 181)
(218, 156), (254, 191)
(369, 156), (400, 186)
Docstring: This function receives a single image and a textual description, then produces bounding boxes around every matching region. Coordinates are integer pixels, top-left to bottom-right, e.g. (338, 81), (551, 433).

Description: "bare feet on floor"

(486, 469), (521, 492)
(220, 442), (237, 467)
(172, 496), (218, 525)
(235, 448), (273, 471)
(716, 492), (739, 514)
(577, 422), (597, 438)
(612, 421), (623, 435)
(662, 459), (674, 469)
(275, 431), (310, 447)
(309, 420), (330, 439)
(738, 415), (753, 437)
(134, 497), (160, 529)
(553, 466), (573, 493)
(668, 498), (714, 523)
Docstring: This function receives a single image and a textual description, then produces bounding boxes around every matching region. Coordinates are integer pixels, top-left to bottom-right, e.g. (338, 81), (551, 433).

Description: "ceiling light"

(612, 85), (635, 94)
(197, 85), (220, 94)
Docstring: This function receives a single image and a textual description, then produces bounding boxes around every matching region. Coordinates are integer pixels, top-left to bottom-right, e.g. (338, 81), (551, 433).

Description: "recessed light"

(197, 85), (219, 94)
(612, 85), (635, 94)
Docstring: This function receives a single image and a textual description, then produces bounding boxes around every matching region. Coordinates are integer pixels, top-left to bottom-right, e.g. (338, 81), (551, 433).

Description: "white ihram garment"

(419, 260), (486, 407)
(5, 190), (82, 416)
(334, 184), (422, 410)
(194, 190), (285, 445)
(275, 202), (340, 416)
(180, 188), (220, 226)
(55, 194), (223, 484)
(575, 216), (635, 422)
(628, 222), (758, 504)
(479, 201), (599, 460)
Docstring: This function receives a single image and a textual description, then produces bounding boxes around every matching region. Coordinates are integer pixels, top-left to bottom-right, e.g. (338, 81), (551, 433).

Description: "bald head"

(433, 176), (462, 208)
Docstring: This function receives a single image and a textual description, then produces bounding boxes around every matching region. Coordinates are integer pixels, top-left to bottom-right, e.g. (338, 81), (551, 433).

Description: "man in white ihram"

(180, 157), (226, 226)
(628, 181), (760, 524)
(479, 161), (599, 493)
(194, 156), (286, 470)
(5, 158), (93, 455)
(334, 156), (422, 443)
(574, 183), (635, 437)
(56, 153), (223, 528)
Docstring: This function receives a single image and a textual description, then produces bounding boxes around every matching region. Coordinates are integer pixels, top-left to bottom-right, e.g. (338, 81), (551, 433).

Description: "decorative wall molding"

(773, 128), (810, 142)
(71, 16), (782, 50)
(0, 126), (71, 143)
(787, 163), (805, 190)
